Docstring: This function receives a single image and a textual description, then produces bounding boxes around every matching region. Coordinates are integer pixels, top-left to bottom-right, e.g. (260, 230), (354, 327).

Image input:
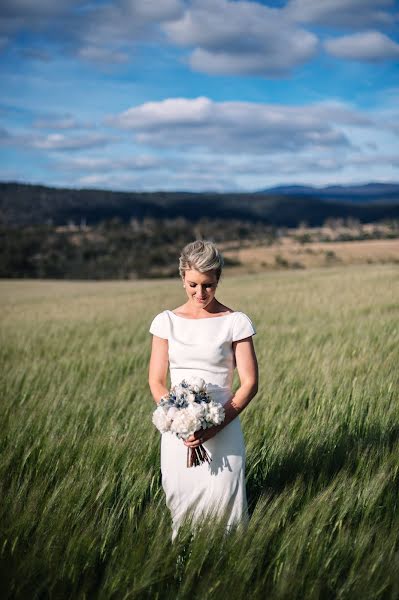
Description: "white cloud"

(349, 153), (399, 167)
(163, 0), (318, 76)
(77, 173), (115, 187)
(31, 132), (115, 151)
(76, 168), (244, 192)
(107, 96), (372, 153)
(285, 0), (396, 28)
(325, 31), (399, 61)
(57, 155), (163, 172)
(67, 149), (399, 191)
(0, 128), (116, 151)
(56, 152), (349, 180)
(109, 97), (214, 128)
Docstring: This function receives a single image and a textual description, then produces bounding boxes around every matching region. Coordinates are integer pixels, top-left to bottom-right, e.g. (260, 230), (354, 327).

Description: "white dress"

(149, 309), (256, 542)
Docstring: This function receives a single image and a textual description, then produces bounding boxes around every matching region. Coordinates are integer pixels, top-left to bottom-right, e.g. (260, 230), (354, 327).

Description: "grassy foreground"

(0, 265), (398, 600)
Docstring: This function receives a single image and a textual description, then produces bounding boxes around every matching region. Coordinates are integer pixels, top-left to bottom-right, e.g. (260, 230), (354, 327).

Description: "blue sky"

(1, 0), (398, 191)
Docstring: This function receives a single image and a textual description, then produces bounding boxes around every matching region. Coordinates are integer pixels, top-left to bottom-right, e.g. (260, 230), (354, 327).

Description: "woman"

(148, 240), (258, 542)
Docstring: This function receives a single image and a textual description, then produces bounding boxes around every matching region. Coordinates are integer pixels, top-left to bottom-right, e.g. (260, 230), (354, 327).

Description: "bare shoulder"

(216, 302), (235, 315)
(174, 304), (187, 312)
(209, 301), (235, 316)
(170, 304), (188, 316)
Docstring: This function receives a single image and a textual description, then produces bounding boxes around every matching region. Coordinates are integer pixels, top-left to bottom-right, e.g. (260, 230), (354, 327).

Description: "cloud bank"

(108, 96), (371, 153)
(1, 1), (398, 190)
(163, 0), (318, 76)
(0, 0), (397, 73)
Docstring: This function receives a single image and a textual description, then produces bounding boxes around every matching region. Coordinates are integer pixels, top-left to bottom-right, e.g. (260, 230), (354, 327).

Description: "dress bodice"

(149, 309), (256, 401)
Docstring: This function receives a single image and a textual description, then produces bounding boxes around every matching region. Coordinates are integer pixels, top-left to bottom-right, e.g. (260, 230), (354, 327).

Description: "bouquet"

(152, 377), (225, 467)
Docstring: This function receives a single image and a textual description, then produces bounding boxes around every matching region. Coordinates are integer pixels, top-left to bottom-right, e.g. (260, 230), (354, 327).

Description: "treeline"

(0, 217), (277, 280)
(1, 182), (399, 227)
(1, 182), (399, 279)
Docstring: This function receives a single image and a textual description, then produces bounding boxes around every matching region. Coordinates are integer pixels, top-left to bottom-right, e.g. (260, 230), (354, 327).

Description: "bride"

(148, 239), (259, 541)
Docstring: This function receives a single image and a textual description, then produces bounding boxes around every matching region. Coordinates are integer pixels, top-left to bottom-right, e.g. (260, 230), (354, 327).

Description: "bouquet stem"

(187, 444), (212, 468)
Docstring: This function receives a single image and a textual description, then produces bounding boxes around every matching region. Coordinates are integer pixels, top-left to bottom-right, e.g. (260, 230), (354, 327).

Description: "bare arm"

(184, 335), (258, 448)
(148, 335), (170, 405)
(223, 335), (259, 425)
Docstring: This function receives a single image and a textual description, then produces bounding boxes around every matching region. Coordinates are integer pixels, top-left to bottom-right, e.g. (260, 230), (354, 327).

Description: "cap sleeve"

(232, 312), (256, 342)
(149, 311), (168, 340)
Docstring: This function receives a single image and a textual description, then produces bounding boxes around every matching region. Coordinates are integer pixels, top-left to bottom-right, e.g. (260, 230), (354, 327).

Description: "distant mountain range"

(0, 181), (398, 228)
(257, 183), (399, 204)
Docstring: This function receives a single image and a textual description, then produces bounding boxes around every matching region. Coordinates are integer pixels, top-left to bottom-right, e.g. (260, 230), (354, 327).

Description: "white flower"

(173, 384), (196, 404)
(173, 384), (186, 397)
(186, 376), (206, 393)
(167, 406), (178, 419)
(205, 401), (225, 425)
(186, 391), (197, 404)
(187, 402), (206, 418)
(170, 408), (202, 439)
(152, 406), (172, 433)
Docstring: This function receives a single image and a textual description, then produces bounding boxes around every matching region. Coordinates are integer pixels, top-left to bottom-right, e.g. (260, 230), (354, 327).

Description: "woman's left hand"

(183, 425), (220, 448)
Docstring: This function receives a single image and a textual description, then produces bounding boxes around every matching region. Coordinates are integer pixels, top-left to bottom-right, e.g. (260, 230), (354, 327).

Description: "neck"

(187, 298), (219, 316)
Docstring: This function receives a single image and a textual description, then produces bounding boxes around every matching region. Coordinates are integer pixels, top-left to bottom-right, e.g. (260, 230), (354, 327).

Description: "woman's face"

(183, 269), (219, 309)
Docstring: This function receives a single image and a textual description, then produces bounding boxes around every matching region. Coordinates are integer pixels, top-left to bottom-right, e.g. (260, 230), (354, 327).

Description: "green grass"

(1, 265), (398, 599)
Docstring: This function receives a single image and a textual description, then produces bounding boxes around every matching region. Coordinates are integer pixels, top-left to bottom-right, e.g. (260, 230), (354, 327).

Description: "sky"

(0, 0), (399, 192)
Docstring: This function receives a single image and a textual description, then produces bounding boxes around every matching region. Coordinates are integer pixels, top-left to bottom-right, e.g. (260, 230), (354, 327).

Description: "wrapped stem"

(186, 444), (212, 468)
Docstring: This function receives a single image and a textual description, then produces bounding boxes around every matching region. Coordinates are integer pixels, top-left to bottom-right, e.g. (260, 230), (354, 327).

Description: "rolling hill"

(1, 182), (398, 228)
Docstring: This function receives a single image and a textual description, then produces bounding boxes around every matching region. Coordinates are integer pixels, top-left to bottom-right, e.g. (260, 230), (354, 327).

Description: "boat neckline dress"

(166, 309), (236, 319)
(149, 308), (256, 542)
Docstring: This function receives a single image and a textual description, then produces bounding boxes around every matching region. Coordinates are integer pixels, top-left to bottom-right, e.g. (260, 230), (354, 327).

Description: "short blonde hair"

(179, 240), (224, 281)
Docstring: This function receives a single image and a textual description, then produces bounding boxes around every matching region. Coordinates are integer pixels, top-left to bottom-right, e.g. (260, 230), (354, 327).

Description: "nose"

(196, 287), (206, 298)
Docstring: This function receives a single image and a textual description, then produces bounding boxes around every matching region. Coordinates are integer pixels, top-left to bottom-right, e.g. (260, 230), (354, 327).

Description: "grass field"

(222, 238), (399, 272)
(1, 264), (398, 599)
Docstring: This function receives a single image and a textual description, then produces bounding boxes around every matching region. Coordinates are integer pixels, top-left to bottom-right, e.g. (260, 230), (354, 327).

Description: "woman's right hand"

(183, 425), (221, 448)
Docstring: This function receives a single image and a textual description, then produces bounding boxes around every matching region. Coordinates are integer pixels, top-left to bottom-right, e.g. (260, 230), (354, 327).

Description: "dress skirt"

(160, 398), (249, 542)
